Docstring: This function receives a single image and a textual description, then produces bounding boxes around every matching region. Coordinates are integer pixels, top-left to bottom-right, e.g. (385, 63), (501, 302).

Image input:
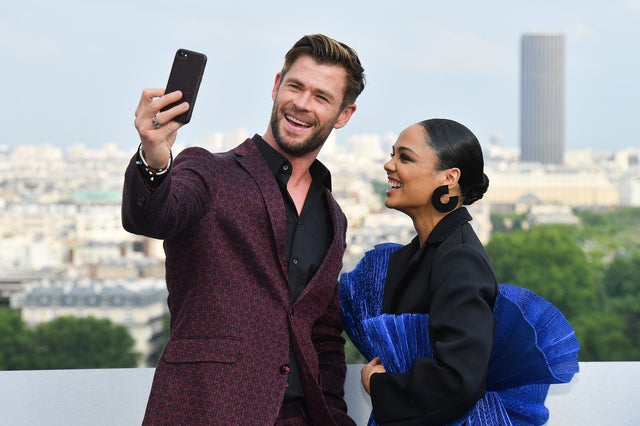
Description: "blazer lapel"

(233, 140), (289, 289)
(234, 140), (346, 306)
(382, 237), (423, 312)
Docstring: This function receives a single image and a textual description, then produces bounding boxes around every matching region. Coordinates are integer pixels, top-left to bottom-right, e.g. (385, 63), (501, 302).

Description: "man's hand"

(133, 88), (190, 169)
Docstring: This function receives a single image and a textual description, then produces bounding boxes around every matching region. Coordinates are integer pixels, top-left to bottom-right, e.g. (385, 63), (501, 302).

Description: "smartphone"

(160, 48), (207, 124)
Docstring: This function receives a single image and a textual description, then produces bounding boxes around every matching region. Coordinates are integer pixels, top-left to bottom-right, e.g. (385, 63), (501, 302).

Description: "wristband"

(138, 144), (172, 178)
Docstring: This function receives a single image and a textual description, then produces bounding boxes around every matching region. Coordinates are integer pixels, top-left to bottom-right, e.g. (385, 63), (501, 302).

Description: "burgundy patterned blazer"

(122, 139), (354, 425)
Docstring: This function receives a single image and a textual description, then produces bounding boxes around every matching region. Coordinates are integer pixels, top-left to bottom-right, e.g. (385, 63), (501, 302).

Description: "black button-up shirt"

(254, 134), (333, 401)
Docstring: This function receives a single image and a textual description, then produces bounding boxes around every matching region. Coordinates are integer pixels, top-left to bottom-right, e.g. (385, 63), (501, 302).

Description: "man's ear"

(333, 104), (357, 129)
(271, 73), (283, 101)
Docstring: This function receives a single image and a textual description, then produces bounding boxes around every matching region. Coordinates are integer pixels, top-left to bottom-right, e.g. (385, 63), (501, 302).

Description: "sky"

(2, 0), (639, 153)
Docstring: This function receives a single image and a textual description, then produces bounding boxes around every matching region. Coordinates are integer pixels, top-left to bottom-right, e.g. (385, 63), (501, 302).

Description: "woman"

(368, 118), (496, 424)
(339, 118), (579, 425)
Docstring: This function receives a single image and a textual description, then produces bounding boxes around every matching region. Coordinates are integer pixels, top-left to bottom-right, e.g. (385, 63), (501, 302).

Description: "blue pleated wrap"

(339, 243), (580, 426)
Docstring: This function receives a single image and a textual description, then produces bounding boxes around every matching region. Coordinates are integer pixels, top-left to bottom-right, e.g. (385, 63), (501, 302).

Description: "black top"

(372, 207), (498, 425)
(254, 134), (333, 402)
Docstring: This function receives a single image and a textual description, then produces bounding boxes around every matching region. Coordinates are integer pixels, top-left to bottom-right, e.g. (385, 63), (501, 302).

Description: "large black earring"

(431, 185), (458, 213)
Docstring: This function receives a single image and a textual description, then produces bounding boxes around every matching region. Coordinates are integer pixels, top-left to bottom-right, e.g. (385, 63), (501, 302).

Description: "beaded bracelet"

(138, 143), (172, 177)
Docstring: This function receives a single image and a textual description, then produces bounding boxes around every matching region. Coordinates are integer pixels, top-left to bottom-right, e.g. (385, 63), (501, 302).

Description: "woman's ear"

(445, 168), (461, 187)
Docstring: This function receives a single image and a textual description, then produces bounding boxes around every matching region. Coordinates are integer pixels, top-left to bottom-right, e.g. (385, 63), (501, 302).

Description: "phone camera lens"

(178, 50), (188, 58)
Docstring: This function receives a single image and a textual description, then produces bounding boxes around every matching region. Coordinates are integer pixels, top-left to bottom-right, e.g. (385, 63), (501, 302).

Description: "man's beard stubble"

(269, 104), (336, 157)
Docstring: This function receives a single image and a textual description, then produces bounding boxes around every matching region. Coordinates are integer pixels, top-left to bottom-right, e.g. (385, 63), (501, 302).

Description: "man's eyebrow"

(285, 77), (337, 102)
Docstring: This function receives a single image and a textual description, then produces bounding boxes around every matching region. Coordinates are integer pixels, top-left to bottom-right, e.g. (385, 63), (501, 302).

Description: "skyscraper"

(520, 33), (565, 164)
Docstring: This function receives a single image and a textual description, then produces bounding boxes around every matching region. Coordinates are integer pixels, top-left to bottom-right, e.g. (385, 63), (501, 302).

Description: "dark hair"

(282, 34), (366, 108)
(418, 118), (489, 205)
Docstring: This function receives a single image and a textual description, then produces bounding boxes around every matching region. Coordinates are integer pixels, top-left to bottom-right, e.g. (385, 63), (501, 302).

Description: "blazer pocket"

(163, 336), (241, 364)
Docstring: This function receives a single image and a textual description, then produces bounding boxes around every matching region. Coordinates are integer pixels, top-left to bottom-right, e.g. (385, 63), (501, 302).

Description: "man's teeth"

(388, 181), (402, 189)
(287, 115), (309, 126)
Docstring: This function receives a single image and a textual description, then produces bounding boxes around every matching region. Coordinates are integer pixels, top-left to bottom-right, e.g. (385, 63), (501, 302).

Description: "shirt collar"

(401, 207), (473, 263)
(425, 207), (473, 245)
(252, 134), (332, 191)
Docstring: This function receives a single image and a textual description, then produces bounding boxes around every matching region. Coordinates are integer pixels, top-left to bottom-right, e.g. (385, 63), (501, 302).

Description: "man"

(122, 34), (365, 425)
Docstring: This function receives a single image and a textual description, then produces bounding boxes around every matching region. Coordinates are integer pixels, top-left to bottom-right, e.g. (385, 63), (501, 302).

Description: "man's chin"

(277, 136), (324, 157)
(278, 142), (312, 157)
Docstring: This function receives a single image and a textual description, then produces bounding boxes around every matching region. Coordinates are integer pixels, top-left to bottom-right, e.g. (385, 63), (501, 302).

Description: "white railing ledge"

(0, 362), (638, 425)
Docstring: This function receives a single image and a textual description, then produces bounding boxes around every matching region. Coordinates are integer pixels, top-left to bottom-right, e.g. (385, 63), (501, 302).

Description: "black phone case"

(160, 48), (207, 124)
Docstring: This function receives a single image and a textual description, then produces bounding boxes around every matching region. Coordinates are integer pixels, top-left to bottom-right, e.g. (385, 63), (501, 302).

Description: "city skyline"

(2, 1), (639, 153)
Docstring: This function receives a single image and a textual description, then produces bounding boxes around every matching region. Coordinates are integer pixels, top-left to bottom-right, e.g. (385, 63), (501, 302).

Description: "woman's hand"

(361, 357), (386, 395)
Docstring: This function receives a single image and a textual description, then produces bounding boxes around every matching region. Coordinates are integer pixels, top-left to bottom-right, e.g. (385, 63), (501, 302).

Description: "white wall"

(0, 363), (638, 425)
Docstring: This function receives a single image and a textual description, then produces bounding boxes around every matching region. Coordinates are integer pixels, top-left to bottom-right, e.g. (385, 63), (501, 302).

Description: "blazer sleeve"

(121, 147), (219, 240)
(370, 243), (497, 425)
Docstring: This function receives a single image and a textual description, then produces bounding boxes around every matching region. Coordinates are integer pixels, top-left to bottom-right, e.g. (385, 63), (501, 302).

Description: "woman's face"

(383, 124), (448, 216)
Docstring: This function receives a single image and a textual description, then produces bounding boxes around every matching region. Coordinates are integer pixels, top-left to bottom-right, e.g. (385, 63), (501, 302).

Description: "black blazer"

(372, 208), (498, 425)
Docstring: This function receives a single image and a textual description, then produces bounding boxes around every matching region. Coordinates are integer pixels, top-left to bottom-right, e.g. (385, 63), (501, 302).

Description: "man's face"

(269, 55), (356, 157)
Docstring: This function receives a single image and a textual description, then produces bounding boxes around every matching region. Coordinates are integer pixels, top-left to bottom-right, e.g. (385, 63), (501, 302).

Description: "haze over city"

(2, 0), (639, 153)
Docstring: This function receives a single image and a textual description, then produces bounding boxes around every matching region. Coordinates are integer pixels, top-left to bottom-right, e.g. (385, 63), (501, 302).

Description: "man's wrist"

(138, 143), (172, 176)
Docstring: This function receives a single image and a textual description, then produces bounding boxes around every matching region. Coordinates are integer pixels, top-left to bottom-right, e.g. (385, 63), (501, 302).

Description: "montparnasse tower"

(520, 33), (565, 164)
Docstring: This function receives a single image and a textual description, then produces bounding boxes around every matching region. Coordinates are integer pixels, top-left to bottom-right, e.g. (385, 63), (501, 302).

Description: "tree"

(486, 225), (598, 319)
(487, 210), (640, 361)
(602, 253), (640, 353)
(344, 333), (367, 364)
(571, 312), (640, 361)
(30, 316), (139, 369)
(603, 253), (640, 298)
(575, 207), (640, 254)
(0, 308), (35, 370)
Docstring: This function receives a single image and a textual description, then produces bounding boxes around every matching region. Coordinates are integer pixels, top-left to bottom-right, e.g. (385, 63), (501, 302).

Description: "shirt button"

(282, 165), (289, 171)
(280, 364), (291, 374)
(292, 258), (299, 265)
